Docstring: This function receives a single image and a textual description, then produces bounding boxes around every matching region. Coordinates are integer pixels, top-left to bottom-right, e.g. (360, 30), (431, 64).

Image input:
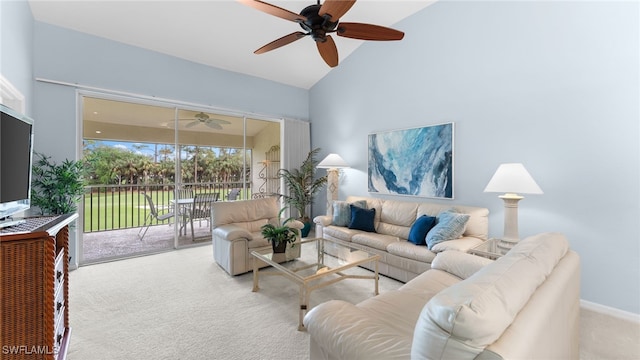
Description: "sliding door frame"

(76, 89), (290, 263)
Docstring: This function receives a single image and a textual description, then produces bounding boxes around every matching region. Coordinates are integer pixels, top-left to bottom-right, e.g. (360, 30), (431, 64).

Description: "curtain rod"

(35, 77), (307, 123)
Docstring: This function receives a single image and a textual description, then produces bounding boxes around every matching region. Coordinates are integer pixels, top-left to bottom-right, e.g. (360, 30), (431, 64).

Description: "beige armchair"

(212, 196), (303, 275)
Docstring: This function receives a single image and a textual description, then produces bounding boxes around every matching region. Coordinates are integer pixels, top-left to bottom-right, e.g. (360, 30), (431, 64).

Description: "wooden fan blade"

(210, 119), (231, 125)
(319, 0), (356, 21)
(317, 35), (338, 67)
(337, 22), (404, 41)
(255, 32), (307, 54)
(185, 121), (199, 128)
(237, 0), (307, 22)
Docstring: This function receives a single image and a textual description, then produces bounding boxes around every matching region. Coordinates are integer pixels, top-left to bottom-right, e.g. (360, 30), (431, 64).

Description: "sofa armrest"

(430, 236), (484, 253)
(212, 224), (252, 241)
(431, 250), (493, 279)
(304, 300), (413, 360)
(288, 219), (304, 230)
(313, 215), (332, 227)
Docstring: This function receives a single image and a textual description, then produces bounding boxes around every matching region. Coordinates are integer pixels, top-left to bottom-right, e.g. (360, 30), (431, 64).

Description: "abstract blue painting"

(368, 123), (454, 199)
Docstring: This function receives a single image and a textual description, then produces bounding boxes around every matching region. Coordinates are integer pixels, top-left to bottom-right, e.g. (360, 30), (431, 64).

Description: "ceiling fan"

(178, 112), (231, 130)
(238, 0), (405, 67)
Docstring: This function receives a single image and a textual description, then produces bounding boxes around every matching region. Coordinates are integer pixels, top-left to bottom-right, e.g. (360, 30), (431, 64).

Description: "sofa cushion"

(322, 226), (360, 242)
(386, 241), (436, 263)
(411, 232), (570, 359)
(425, 210), (470, 249)
(348, 205), (376, 232)
(377, 199), (419, 238)
(408, 215), (437, 245)
(332, 200), (367, 226)
(352, 233), (398, 251)
(417, 203), (489, 240)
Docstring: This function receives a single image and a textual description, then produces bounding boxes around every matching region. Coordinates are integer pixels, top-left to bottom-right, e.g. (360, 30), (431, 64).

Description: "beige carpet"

(68, 244), (402, 360)
(68, 243), (640, 360)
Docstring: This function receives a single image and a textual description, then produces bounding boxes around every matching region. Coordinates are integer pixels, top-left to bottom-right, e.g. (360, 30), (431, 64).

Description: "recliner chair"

(211, 196), (303, 275)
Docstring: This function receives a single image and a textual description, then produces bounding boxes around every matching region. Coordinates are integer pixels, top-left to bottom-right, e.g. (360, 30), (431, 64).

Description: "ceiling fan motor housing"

(299, 4), (337, 42)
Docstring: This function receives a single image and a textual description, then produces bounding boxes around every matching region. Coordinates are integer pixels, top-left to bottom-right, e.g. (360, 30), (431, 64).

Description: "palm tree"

(279, 148), (327, 236)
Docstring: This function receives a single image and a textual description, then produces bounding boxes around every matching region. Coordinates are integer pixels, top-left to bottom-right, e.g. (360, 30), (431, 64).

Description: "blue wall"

(32, 22), (309, 161)
(1, 0), (34, 114)
(310, 1), (639, 314)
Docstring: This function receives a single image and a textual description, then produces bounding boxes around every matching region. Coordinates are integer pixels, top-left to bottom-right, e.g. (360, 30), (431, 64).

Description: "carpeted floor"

(68, 243), (640, 360)
(68, 244), (403, 360)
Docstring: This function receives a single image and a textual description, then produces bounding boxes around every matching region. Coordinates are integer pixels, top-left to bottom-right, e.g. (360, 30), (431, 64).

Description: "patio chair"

(175, 188), (194, 233)
(176, 188), (194, 200)
(227, 188), (240, 201)
(188, 192), (219, 240)
(138, 192), (174, 240)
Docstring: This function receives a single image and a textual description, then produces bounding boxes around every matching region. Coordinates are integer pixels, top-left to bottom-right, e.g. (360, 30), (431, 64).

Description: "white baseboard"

(581, 299), (640, 323)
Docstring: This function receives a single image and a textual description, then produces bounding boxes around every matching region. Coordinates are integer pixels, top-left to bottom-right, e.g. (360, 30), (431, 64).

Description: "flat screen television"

(0, 104), (34, 226)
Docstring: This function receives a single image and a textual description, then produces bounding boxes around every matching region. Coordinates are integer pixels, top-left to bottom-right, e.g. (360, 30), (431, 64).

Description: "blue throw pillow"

(408, 215), (437, 245)
(332, 200), (366, 226)
(348, 205), (376, 232)
(425, 210), (470, 249)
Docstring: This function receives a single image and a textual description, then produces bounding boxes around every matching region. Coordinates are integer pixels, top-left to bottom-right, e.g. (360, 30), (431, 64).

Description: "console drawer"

(54, 280), (65, 320)
(54, 250), (65, 290)
(54, 305), (66, 350)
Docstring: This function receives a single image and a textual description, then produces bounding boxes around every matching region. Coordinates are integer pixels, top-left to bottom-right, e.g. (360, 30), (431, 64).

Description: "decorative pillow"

(408, 215), (437, 245)
(348, 205), (376, 232)
(332, 200), (366, 227)
(426, 210), (470, 249)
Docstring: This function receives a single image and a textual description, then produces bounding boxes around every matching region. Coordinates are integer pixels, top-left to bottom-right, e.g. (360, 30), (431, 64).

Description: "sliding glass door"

(80, 95), (281, 264)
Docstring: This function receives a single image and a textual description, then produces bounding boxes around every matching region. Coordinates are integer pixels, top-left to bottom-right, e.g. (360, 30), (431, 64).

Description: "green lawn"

(83, 190), (169, 231)
(83, 189), (251, 232)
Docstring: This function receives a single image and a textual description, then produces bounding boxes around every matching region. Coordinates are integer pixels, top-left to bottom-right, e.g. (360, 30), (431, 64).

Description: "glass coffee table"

(469, 238), (509, 260)
(251, 237), (380, 331)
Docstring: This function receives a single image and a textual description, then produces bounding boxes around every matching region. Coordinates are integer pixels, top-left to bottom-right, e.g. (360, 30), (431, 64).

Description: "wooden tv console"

(0, 213), (78, 360)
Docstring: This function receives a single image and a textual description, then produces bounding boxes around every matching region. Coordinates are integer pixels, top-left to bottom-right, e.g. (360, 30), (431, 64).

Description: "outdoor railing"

(83, 182), (250, 232)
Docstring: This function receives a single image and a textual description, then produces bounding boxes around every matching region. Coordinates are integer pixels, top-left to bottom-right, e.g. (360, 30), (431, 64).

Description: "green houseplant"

(278, 148), (327, 237)
(260, 208), (299, 253)
(31, 152), (86, 215)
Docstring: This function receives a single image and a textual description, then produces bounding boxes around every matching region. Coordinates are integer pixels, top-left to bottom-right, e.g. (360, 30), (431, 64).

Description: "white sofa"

(211, 197), (303, 275)
(303, 232), (580, 360)
(313, 196), (489, 282)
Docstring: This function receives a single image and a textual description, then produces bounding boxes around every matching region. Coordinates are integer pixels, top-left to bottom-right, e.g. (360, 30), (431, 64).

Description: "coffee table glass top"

(251, 237), (380, 330)
(252, 237), (379, 280)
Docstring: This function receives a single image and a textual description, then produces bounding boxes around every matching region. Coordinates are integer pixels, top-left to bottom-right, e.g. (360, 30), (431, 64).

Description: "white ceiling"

(28, 0), (434, 89)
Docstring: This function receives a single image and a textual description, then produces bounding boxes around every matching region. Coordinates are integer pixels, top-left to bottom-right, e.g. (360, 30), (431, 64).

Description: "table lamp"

(317, 153), (350, 216)
(484, 163), (543, 249)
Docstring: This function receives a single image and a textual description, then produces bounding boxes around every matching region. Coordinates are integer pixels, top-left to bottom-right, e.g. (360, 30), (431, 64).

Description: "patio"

(81, 222), (212, 264)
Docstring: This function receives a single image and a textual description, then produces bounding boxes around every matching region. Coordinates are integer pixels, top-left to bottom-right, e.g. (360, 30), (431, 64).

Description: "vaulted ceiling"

(28, 1), (434, 89)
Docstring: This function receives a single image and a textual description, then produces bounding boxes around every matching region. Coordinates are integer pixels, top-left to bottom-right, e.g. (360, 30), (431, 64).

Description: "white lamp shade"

(484, 163), (543, 195)
(317, 153), (349, 169)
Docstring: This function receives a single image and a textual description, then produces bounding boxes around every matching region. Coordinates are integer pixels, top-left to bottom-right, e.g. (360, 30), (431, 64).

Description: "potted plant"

(31, 152), (86, 215)
(260, 208), (300, 253)
(278, 148), (327, 237)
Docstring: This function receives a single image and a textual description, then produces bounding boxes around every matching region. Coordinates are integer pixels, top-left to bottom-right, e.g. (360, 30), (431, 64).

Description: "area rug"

(67, 244), (403, 360)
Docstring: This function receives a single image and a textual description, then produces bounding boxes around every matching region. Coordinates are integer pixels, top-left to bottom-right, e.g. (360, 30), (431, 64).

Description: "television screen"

(0, 104), (34, 220)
